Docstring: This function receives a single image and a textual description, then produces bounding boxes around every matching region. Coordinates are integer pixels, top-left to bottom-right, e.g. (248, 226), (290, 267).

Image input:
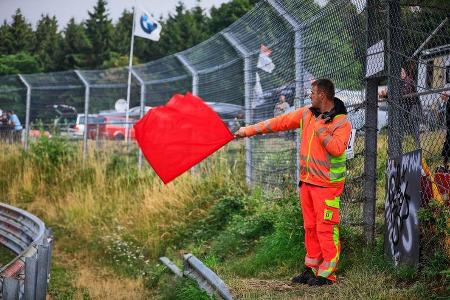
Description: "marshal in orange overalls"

(239, 98), (351, 281)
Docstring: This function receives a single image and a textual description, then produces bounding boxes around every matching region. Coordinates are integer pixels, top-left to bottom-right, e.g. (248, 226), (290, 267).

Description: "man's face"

(279, 95), (286, 102)
(310, 86), (322, 108)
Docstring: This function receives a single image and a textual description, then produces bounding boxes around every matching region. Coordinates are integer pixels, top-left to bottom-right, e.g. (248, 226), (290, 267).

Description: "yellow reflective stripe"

(331, 115), (348, 131)
(318, 225), (340, 278)
(325, 196), (340, 209)
(322, 134), (333, 147)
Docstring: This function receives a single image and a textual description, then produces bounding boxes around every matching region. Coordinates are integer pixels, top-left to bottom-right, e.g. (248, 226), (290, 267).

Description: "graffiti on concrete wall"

(384, 149), (421, 266)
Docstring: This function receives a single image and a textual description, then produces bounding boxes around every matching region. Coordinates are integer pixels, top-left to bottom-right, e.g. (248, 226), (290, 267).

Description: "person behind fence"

(6, 110), (22, 142)
(273, 93), (290, 117)
(379, 67), (422, 148)
(235, 79), (351, 286)
(441, 91), (450, 170)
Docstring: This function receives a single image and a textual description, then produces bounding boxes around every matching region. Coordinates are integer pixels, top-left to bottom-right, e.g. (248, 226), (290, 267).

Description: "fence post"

(221, 31), (253, 186)
(131, 69), (146, 169)
(386, 0), (402, 158)
(265, 0), (304, 188)
(175, 54), (199, 96)
(18, 74), (31, 151)
(363, 0), (380, 245)
(74, 70), (91, 161)
(24, 255), (38, 300)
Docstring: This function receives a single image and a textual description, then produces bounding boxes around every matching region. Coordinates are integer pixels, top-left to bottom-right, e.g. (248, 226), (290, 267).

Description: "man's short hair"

(312, 79), (335, 99)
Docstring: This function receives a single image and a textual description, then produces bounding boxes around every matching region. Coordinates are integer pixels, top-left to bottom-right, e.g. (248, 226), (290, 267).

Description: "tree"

(208, 0), (254, 33)
(34, 15), (62, 71)
(85, 0), (113, 68)
(112, 9), (133, 56)
(154, 2), (210, 57)
(0, 21), (13, 55)
(0, 52), (41, 75)
(7, 9), (34, 54)
(60, 18), (92, 69)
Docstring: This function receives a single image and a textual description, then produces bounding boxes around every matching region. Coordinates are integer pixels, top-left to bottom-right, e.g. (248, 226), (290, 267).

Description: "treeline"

(0, 0), (258, 75)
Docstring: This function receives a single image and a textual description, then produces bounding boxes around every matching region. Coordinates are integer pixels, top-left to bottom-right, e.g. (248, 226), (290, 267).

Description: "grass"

(0, 133), (448, 299)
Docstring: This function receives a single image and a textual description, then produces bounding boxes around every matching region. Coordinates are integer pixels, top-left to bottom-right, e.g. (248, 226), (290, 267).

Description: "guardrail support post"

(3, 277), (20, 300)
(24, 255), (38, 300)
(35, 243), (50, 300)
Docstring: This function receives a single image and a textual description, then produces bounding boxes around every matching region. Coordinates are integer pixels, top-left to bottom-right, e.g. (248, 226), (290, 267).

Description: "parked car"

(70, 114), (101, 138)
(93, 116), (136, 141)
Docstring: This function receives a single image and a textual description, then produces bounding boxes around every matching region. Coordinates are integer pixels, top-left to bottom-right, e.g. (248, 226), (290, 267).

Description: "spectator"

(273, 94), (290, 117)
(6, 110), (22, 143)
(441, 91), (450, 169)
(379, 67), (422, 149)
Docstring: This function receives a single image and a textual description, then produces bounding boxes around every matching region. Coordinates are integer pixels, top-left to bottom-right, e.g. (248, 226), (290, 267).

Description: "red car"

(88, 116), (136, 140)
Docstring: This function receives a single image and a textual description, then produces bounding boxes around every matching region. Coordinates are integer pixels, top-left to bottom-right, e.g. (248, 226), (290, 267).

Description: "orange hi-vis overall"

(241, 103), (351, 281)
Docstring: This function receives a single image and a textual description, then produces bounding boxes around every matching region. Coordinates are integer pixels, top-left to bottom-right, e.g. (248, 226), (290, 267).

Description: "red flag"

(134, 93), (234, 184)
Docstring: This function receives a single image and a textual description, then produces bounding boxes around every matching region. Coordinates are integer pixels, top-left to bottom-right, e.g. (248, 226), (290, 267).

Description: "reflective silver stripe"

(330, 171), (346, 180)
(331, 161), (346, 168)
(307, 166), (329, 178)
(300, 155), (330, 168)
(320, 261), (337, 268)
(263, 120), (273, 133)
(322, 134), (333, 147)
(255, 125), (262, 134)
(317, 127), (327, 135)
(331, 116), (348, 131)
(305, 256), (323, 266)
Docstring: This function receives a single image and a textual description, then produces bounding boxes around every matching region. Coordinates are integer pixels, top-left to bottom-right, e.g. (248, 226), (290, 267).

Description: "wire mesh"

(0, 0), (416, 231)
(384, 1), (450, 205)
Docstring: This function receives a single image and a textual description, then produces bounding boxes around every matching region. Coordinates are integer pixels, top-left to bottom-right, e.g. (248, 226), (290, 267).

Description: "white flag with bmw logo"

(134, 7), (161, 41)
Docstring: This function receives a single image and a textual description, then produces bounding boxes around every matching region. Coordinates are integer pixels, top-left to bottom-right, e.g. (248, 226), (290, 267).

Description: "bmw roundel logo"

(140, 14), (157, 34)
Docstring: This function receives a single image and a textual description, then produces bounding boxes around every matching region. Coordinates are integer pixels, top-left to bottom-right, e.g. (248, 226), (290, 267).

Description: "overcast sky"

(0, 0), (232, 30)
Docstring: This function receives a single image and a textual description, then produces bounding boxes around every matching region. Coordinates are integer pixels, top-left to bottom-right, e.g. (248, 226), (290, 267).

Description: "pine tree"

(34, 15), (62, 71)
(112, 9), (133, 56)
(7, 9), (34, 54)
(85, 0), (113, 68)
(0, 21), (13, 55)
(61, 18), (92, 69)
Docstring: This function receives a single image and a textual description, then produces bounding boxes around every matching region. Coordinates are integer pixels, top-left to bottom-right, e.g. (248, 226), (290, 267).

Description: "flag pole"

(125, 6), (136, 143)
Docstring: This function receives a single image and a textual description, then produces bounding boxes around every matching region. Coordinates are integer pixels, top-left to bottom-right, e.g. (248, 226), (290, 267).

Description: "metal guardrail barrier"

(0, 203), (53, 300)
(160, 254), (233, 300)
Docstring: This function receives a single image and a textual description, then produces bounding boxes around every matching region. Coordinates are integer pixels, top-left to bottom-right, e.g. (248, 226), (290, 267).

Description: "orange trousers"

(300, 182), (343, 281)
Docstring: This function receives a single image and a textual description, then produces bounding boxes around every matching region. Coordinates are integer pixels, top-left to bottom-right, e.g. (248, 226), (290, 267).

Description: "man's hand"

(234, 127), (246, 138)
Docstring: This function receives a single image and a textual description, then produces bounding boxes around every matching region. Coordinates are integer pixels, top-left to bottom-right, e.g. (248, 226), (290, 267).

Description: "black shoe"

(291, 267), (315, 284)
(307, 276), (333, 286)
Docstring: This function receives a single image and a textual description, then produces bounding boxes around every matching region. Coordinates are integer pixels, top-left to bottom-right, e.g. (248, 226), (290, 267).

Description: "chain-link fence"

(1, 0), (448, 241)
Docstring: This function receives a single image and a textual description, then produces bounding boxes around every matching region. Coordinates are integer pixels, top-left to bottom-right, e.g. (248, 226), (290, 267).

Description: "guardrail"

(160, 254), (233, 300)
(0, 203), (53, 300)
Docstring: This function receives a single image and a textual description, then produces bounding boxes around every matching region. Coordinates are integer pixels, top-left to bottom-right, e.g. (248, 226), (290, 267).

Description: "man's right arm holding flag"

(235, 107), (307, 138)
